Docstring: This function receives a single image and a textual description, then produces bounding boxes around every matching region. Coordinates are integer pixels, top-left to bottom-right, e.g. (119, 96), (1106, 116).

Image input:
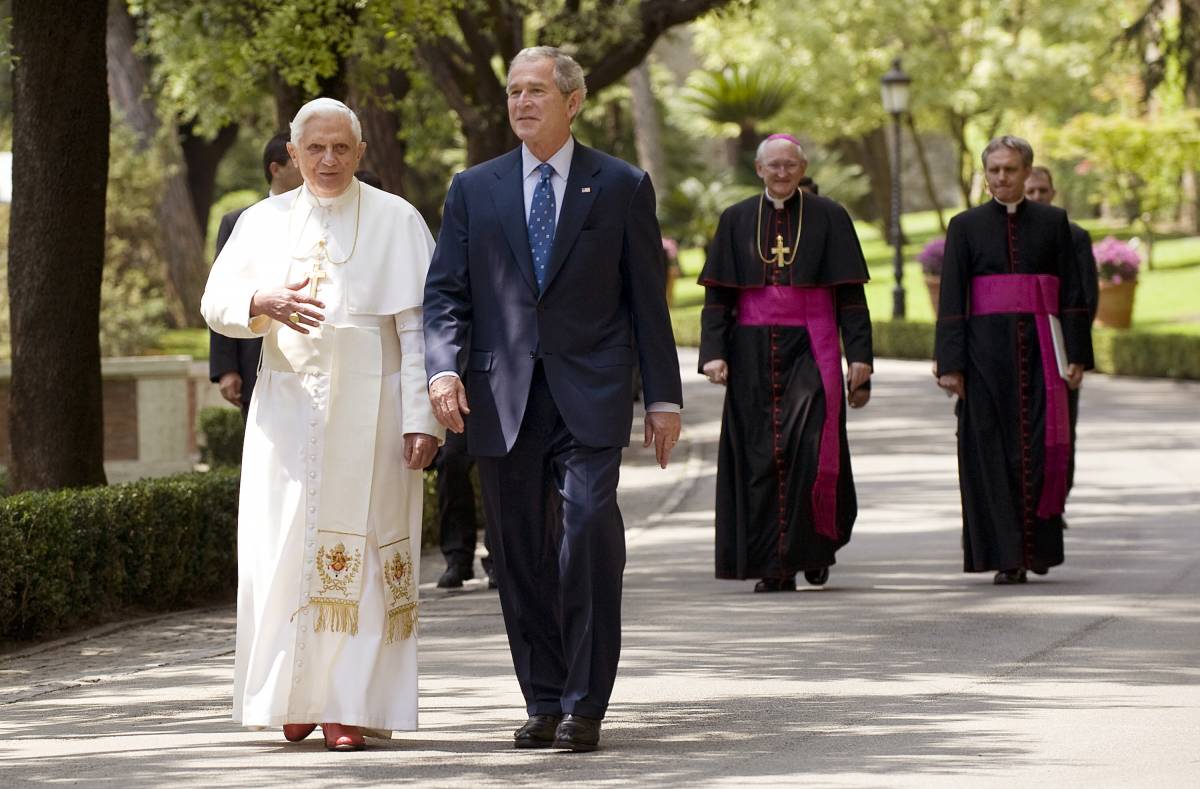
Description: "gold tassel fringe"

(385, 603), (418, 644)
(312, 599), (359, 636)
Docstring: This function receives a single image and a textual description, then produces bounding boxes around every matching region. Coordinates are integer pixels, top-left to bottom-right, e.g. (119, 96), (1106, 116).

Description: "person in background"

(209, 132), (303, 420)
(1024, 165), (1099, 495)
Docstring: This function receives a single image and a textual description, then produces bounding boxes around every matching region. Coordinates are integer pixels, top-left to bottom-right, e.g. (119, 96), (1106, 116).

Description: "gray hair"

(755, 137), (808, 164)
(290, 98), (362, 145)
(981, 135), (1034, 168)
(507, 46), (588, 101)
(1029, 165), (1054, 186)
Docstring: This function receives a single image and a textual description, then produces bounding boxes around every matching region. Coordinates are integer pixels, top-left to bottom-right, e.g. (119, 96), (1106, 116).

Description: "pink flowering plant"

(1092, 236), (1141, 285)
(917, 237), (946, 277)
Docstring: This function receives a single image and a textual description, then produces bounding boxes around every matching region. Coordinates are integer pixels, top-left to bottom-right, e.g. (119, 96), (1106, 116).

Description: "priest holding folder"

(934, 136), (1094, 585)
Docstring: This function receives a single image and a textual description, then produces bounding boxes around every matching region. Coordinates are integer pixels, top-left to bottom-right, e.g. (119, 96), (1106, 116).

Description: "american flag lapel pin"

(581, 186), (591, 193)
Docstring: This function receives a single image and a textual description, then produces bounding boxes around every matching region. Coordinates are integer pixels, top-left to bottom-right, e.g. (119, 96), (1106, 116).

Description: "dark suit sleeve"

(622, 173), (683, 407)
(698, 285), (737, 371)
(1057, 214), (1093, 369)
(209, 210), (244, 382)
(423, 173), (473, 379)
(934, 215), (970, 376)
(837, 283), (873, 367)
(1072, 224), (1099, 321)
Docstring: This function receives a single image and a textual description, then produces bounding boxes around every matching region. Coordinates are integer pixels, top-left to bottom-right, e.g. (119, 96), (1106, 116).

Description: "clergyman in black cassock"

(935, 137), (1093, 584)
(699, 135), (873, 592)
(1024, 166), (1099, 494)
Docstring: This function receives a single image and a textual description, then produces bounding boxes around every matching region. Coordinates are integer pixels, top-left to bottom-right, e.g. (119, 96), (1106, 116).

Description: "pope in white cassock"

(200, 98), (443, 752)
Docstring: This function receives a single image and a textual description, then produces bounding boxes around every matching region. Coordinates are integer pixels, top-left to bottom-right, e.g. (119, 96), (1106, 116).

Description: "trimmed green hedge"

(869, 320), (1200, 380)
(198, 406), (245, 467)
(677, 314), (1199, 380)
(0, 468), (240, 640)
(1092, 328), (1200, 379)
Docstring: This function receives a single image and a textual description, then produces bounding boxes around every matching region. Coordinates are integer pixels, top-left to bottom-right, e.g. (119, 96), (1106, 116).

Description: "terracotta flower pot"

(924, 275), (941, 317)
(1095, 279), (1136, 329)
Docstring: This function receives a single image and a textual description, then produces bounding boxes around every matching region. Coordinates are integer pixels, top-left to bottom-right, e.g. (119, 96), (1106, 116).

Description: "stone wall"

(0, 356), (234, 483)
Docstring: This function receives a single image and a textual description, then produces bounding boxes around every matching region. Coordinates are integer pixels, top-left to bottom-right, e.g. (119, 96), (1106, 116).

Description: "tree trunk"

(627, 60), (667, 196)
(419, 0), (728, 171)
(272, 66), (351, 130)
(180, 121), (240, 240)
(907, 114), (946, 233)
(106, 0), (206, 327)
(7, 0), (109, 491)
(834, 129), (892, 232)
(352, 69), (413, 198)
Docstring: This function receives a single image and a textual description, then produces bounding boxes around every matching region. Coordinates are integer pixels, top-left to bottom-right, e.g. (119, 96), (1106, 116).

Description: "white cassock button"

(309, 506), (316, 514)
(309, 471), (317, 479)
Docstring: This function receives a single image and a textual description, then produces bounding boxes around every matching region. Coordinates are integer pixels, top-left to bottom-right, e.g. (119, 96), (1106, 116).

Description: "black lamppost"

(881, 58), (912, 320)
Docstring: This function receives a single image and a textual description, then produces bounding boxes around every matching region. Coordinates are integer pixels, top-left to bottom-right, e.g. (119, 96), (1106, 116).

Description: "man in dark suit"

(423, 46), (682, 753)
(208, 132), (303, 419)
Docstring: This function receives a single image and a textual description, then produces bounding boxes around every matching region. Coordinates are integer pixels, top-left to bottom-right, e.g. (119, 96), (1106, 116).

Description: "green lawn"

(154, 210), (1200, 361)
(671, 211), (1200, 342)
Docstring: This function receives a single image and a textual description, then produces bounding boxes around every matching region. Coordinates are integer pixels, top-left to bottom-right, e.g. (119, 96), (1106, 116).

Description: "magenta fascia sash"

(969, 273), (1070, 518)
(736, 286), (842, 541)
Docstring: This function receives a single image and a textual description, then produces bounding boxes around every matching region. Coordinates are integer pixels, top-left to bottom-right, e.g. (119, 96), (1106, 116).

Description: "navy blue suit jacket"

(424, 143), (682, 456)
(208, 206), (261, 406)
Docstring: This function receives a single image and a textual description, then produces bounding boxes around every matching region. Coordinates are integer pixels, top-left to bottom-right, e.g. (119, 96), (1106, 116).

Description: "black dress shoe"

(486, 567), (498, 590)
(753, 576), (797, 593)
(993, 568), (1028, 585)
(803, 567), (830, 586)
(437, 564), (473, 589)
(552, 714), (601, 752)
(513, 714), (562, 749)
(1030, 565), (1049, 576)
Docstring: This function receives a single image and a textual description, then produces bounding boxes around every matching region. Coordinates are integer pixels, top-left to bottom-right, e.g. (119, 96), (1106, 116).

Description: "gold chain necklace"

(289, 181), (363, 265)
(755, 189), (803, 267)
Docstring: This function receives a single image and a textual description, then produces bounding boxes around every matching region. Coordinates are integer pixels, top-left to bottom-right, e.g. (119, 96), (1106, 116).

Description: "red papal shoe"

(282, 723), (317, 742)
(321, 722), (365, 751)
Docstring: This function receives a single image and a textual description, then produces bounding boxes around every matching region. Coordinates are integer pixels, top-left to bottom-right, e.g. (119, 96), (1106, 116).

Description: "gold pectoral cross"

(771, 234), (792, 267)
(306, 239), (330, 299)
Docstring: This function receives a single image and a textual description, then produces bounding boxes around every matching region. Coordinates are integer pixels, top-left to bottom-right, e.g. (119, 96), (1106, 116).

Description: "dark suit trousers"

(476, 364), (626, 720)
(436, 428), (490, 571)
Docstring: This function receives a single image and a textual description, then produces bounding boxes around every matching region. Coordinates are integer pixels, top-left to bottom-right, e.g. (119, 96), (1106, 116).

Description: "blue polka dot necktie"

(527, 162), (556, 293)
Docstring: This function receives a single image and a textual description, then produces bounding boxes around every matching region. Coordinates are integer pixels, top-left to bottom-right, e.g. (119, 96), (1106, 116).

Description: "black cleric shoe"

(436, 564), (473, 589)
(552, 714), (601, 752)
(513, 714), (562, 749)
(753, 575), (797, 593)
(803, 567), (830, 586)
(993, 568), (1028, 585)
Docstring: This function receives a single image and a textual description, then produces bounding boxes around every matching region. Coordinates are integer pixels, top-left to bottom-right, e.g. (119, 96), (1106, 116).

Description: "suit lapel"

(541, 143), (601, 296)
(489, 150), (539, 296)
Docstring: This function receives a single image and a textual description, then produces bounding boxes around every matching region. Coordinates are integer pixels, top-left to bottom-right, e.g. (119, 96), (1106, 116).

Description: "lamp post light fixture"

(881, 58), (912, 320)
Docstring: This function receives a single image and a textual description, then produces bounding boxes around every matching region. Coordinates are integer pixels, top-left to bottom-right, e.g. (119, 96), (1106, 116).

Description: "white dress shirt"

(522, 137), (573, 225)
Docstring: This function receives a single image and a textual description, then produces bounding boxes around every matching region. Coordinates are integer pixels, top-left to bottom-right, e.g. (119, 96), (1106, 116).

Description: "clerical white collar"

(301, 178), (359, 209)
(522, 137), (574, 180)
(765, 188), (797, 210)
(995, 196), (1024, 214)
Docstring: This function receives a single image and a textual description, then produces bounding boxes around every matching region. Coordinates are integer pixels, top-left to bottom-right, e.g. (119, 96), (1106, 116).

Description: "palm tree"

(687, 64), (797, 178)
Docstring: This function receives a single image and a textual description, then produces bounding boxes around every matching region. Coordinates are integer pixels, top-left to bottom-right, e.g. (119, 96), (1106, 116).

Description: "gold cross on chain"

(307, 240), (329, 299)
(770, 234), (792, 267)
